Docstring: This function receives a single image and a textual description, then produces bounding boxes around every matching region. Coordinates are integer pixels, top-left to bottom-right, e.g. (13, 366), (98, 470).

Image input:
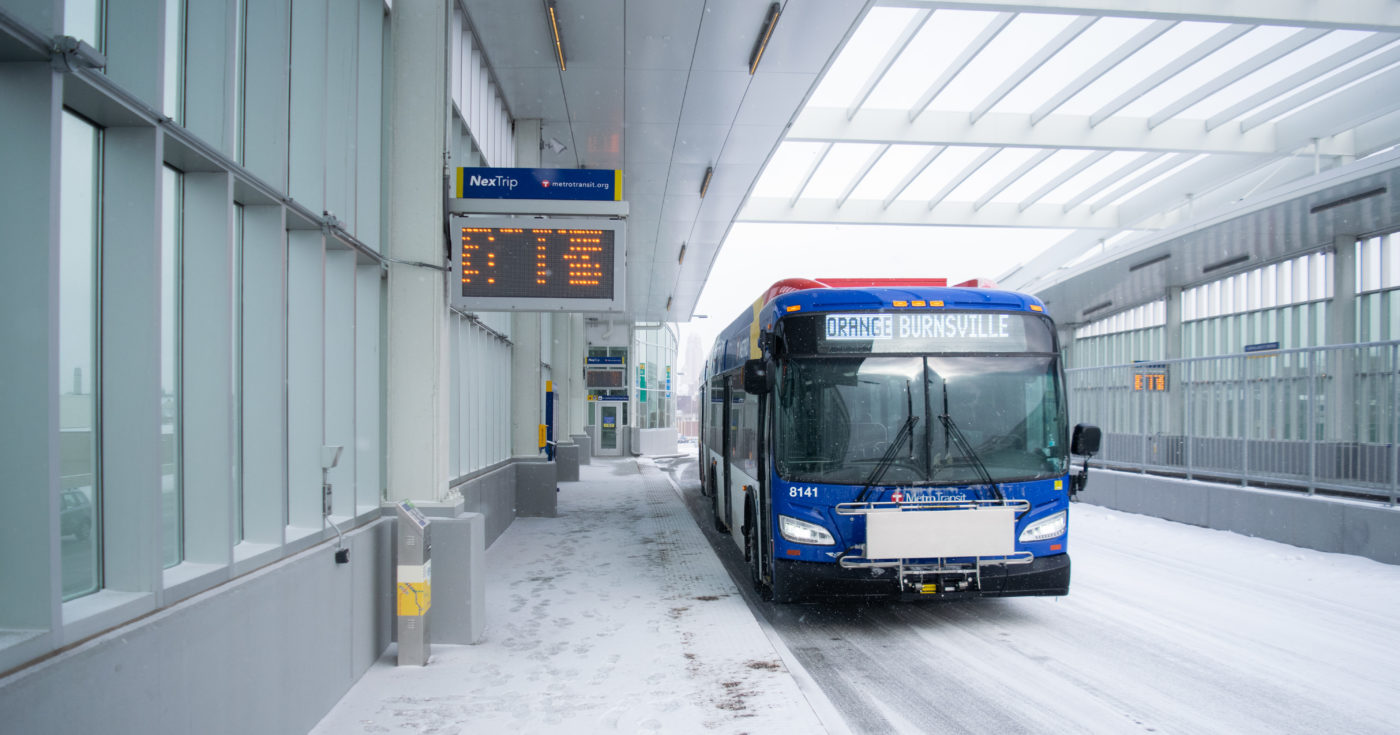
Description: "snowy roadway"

(662, 453), (1400, 734)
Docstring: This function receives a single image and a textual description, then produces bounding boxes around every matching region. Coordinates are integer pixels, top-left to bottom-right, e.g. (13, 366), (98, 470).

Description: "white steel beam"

(970, 16), (1094, 124)
(1146, 27), (1329, 129)
(738, 196), (1123, 229)
(837, 144), (892, 207)
(1272, 63), (1400, 151)
(908, 12), (1014, 120)
(1242, 48), (1400, 132)
(789, 142), (833, 207)
(1030, 19), (1176, 125)
(1205, 35), (1399, 131)
(848, 9), (933, 119)
(790, 106), (1352, 156)
(878, 1), (1400, 33)
(1060, 152), (1166, 212)
(882, 145), (945, 208)
(1088, 153), (1196, 213)
(929, 147), (999, 207)
(975, 148), (1055, 210)
(1088, 24), (1252, 127)
(1018, 150), (1109, 211)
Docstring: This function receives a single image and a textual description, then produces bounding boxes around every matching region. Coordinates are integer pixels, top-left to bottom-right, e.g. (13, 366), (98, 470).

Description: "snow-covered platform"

(312, 458), (827, 734)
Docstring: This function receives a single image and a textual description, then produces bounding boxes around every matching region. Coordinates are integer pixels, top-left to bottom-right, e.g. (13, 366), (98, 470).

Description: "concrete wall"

(451, 461), (518, 547)
(0, 521), (395, 735)
(1083, 469), (1400, 565)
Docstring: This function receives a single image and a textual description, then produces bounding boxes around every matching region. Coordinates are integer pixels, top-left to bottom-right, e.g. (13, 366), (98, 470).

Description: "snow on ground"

(311, 458), (825, 735)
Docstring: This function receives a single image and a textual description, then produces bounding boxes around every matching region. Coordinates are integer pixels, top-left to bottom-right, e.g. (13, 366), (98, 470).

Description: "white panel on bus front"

(864, 507), (1015, 559)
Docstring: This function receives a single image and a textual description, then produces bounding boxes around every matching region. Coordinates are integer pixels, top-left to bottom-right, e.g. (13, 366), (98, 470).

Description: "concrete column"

(1328, 236), (1358, 440)
(385, 0), (450, 502)
(572, 314), (589, 436)
(511, 313), (544, 457)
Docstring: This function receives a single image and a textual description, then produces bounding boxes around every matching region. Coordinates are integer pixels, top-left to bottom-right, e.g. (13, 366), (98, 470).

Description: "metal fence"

(1066, 341), (1400, 505)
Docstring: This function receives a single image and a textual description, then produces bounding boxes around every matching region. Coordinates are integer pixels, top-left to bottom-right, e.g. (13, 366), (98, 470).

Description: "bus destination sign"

(459, 226), (614, 299)
(783, 311), (1052, 354)
(825, 313), (1014, 341)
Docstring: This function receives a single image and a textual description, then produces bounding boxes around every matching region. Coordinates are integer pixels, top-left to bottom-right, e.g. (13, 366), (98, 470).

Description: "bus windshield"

(775, 355), (1068, 485)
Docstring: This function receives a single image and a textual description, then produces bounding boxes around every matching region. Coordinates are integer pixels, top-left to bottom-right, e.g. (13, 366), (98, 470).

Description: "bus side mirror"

(742, 359), (771, 395)
(1071, 424), (1101, 456)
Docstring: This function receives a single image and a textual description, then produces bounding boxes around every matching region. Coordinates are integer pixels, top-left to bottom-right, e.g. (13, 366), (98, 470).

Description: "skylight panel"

(849, 145), (932, 201)
(1056, 21), (1227, 116)
(1177, 30), (1373, 120)
(751, 142), (828, 198)
(895, 146), (990, 201)
(946, 147), (1037, 202)
(993, 17), (1153, 115)
(1087, 154), (1205, 211)
(1239, 41), (1400, 130)
(801, 143), (885, 199)
(993, 149), (1094, 204)
(928, 13), (1076, 112)
(1038, 151), (1145, 206)
(1117, 25), (1302, 119)
(807, 7), (921, 108)
(864, 10), (992, 110)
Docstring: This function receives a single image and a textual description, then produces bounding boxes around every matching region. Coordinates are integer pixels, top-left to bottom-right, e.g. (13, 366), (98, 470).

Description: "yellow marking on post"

(614, 170), (623, 200)
(546, 380), (553, 392)
(455, 167), (465, 198)
(539, 424), (547, 448)
(397, 581), (432, 616)
(749, 298), (764, 359)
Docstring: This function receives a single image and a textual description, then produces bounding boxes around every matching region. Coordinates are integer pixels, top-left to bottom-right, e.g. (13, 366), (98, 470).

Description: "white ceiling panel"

(679, 70), (752, 126)
(733, 72), (817, 126)
(624, 69), (689, 124)
(623, 122), (679, 165)
(625, 0), (705, 71)
(672, 123), (730, 165)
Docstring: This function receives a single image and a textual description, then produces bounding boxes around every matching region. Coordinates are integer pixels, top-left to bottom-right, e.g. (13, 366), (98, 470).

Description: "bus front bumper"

(773, 553), (1070, 600)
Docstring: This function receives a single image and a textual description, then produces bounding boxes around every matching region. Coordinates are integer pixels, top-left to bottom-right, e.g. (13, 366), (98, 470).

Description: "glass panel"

(161, 167), (183, 568)
(164, 0), (185, 123)
(64, 0), (104, 51)
(233, 203), (244, 542)
(60, 112), (102, 601)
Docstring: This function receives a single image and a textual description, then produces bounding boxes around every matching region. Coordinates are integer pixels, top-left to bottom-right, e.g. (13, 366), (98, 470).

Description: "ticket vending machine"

(396, 501), (431, 666)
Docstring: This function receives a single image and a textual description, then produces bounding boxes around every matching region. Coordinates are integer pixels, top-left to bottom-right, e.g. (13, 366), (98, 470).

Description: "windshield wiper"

(855, 381), (918, 504)
(938, 414), (1005, 502)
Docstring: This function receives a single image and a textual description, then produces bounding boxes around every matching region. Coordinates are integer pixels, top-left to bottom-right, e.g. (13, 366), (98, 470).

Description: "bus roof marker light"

(1030, 304), (1043, 312)
(912, 300), (926, 307)
(749, 3), (781, 75)
(785, 305), (801, 312)
(930, 300), (944, 307)
(893, 300), (909, 307)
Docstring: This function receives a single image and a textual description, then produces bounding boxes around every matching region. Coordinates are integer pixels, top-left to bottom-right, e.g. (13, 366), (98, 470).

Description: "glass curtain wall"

(59, 111), (103, 601)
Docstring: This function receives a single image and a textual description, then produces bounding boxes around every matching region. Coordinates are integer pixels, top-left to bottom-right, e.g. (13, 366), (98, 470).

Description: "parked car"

(60, 488), (93, 540)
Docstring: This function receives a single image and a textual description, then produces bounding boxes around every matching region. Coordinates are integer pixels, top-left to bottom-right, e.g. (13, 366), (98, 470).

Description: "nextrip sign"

(455, 167), (621, 201)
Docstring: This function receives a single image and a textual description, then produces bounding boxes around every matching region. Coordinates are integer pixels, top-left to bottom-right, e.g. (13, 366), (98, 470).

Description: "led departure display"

(459, 226), (615, 299)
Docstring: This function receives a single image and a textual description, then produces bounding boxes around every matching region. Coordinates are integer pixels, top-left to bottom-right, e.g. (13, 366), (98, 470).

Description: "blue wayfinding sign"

(455, 167), (621, 201)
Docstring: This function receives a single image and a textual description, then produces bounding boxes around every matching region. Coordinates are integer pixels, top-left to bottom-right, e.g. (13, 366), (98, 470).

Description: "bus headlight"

(778, 515), (835, 546)
(1019, 511), (1067, 542)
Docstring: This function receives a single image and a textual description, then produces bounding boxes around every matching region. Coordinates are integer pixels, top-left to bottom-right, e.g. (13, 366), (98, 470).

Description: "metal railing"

(1066, 341), (1400, 506)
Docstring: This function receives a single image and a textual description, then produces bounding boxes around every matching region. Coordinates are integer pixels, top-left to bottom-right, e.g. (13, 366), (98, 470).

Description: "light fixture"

(749, 3), (780, 75)
(1310, 186), (1386, 214)
(699, 167), (713, 198)
(546, 1), (566, 71)
(1082, 300), (1112, 316)
(542, 136), (568, 154)
(1203, 254), (1250, 274)
(678, 244), (686, 264)
(1128, 253), (1171, 272)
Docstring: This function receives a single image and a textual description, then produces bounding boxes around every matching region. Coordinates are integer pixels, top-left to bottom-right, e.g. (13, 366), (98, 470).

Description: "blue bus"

(699, 278), (1100, 602)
